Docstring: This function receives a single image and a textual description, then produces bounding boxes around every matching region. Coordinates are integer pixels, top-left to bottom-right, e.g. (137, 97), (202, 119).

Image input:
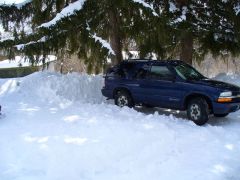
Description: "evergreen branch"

(39, 0), (87, 28)
(131, 0), (158, 16)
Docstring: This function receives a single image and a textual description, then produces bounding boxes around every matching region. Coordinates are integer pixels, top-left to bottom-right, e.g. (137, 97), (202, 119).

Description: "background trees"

(0, 0), (240, 73)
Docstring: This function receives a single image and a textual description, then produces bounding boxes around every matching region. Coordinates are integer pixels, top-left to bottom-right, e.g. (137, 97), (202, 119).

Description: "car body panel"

(102, 60), (240, 115)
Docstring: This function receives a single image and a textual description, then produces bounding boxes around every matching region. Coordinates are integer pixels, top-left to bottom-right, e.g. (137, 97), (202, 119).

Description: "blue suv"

(102, 60), (240, 125)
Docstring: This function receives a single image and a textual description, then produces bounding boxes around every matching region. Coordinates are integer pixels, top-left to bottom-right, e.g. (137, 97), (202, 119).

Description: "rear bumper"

(101, 88), (113, 99)
(213, 102), (240, 114)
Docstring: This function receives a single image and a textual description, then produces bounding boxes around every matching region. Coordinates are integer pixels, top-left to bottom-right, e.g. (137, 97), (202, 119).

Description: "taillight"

(102, 76), (106, 87)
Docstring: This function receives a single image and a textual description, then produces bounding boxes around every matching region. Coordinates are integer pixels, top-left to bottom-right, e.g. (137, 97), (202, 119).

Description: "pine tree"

(149, 0), (240, 64)
(0, 0), (160, 72)
(1, 0), (240, 69)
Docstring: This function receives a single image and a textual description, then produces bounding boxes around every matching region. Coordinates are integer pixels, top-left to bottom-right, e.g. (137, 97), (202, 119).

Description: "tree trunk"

(180, 32), (193, 65)
(176, 0), (193, 65)
(109, 8), (122, 66)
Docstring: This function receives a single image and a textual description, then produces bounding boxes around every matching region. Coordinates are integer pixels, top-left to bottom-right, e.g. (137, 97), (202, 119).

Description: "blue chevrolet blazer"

(102, 60), (240, 125)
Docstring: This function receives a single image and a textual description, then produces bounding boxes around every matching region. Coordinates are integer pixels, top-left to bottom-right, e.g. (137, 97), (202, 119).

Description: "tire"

(115, 90), (134, 108)
(187, 98), (209, 126)
(214, 113), (229, 118)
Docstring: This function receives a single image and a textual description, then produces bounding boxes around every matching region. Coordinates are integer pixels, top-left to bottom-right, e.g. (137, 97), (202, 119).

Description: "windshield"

(174, 64), (205, 80)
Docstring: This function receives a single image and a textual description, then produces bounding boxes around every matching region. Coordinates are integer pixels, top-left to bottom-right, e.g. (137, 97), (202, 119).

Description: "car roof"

(121, 59), (184, 65)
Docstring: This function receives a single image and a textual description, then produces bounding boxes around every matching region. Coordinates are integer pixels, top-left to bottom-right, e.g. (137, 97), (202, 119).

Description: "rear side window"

(134, 64), (151, 79)
(106, 66), (126, 79)
(150, 65), (174, 80)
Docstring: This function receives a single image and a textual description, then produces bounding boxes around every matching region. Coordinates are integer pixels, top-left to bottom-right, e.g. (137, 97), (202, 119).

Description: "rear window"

(106, 66), (126, 79)
(106, 62), (151, 79)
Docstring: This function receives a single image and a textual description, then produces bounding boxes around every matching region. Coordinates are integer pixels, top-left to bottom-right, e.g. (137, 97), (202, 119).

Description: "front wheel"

(187, 98), (209, 126)
(115, 90), (134, 108)
(214, 113), (229, 118)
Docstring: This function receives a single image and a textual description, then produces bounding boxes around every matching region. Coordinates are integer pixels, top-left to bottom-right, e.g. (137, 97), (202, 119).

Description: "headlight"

(220, 91), (232, 97)
(218, 91), (233, 103)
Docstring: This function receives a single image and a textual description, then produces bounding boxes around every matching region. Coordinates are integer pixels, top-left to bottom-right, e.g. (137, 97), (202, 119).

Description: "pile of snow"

(0, 55), (56, 69)
(1, 72), (104, 104)
(0, 72), (240, 180)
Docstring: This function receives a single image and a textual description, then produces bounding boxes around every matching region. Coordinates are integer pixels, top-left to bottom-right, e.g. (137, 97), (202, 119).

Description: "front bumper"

(213, 102), (240, 114)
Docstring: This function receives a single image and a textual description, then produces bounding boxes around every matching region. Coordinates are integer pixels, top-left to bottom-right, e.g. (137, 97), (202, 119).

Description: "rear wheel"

(115, 90), (134, 108)
(187, 98), (209, 126)
(214, 113), (229, 118)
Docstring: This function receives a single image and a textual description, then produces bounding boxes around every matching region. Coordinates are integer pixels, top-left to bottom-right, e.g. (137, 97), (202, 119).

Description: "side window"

(134, 64), (150, 79)
(106, 66), (126, 79)
(150, 65), (174, 80)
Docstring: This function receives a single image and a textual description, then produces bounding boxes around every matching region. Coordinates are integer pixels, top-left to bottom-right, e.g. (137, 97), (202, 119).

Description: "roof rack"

(123, 59), (182, 63)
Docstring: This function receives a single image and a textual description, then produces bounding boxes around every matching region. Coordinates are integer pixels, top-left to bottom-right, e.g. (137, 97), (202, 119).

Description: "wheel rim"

(117, 95), (128, 107)
(190, 104), (201, 121)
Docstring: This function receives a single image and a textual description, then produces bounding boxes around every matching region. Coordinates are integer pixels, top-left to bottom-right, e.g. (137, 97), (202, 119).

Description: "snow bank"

(1, 72), (240, 180)
(214, 73), (240, 86)
(1, 72), (105, 104)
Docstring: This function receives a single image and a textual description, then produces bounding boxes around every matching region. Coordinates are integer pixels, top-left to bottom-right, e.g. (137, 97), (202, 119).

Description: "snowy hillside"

(0, 72), (240, 180)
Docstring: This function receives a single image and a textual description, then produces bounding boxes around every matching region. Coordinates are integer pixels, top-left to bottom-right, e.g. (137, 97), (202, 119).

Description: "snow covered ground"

(0, 72), (240, 180)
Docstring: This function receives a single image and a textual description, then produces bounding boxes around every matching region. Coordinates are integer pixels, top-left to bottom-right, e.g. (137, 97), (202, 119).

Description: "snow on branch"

(234, 4), (240, 15)
(131, 0), (158, 16)
(39, 0), (87, 28)
(15, 0), (32, 9)
(0, 29), (14, 42)
(86, 25), (115, 56)
(0, 0), (32, 9)
(15, 36), (47, 50)
(0, 36), (14, 42)
(91, 34), (115, 56)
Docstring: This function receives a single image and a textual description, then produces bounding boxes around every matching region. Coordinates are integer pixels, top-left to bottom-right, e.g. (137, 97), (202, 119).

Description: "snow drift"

(0, 72), (105, 104)
(214, 73), (240, 86)
(0, 72), (240, 180)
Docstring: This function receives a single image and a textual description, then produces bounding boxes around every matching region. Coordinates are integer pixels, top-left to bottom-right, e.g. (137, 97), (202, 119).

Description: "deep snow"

(0, 72), (240, 180)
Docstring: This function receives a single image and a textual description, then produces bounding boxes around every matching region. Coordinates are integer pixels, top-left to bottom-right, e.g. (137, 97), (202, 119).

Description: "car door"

(126, 63), (151, 104)
(143, 64), (182, 109)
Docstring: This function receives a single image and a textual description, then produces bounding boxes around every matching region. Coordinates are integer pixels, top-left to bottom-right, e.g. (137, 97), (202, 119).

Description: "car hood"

(192, 79), (240, 91)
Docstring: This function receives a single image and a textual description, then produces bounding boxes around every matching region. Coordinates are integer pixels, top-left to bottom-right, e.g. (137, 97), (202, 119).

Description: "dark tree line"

(0, 0), (240, 73)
